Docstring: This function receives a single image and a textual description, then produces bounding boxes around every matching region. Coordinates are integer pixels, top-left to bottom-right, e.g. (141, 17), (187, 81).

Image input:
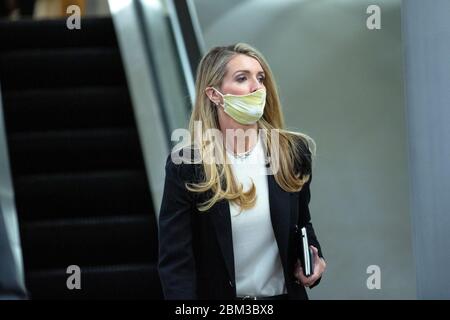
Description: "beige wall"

(34, 0), (85, 18)
(34, 0), (109, 18)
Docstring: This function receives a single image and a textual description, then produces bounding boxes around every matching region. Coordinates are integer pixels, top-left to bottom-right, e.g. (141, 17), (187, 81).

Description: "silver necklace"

(232, 148), (253, 160)
(228, 142), (257, 161)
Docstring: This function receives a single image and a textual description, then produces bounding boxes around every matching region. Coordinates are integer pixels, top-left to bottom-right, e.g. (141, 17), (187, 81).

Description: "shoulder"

(284, 131), (315, 178)
(291, 133), (313, 157)
(165, 144), (202, 182)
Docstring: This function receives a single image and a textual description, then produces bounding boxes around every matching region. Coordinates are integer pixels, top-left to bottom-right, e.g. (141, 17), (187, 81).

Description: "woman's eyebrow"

(233, 70), (265, 75)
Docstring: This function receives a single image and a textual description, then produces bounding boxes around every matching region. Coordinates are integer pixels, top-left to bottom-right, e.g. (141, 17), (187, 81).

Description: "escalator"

(0, 17), (162, 299)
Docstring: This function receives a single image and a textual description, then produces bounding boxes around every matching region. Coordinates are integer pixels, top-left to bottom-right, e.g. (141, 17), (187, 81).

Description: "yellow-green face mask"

(212, 88), (266, 125)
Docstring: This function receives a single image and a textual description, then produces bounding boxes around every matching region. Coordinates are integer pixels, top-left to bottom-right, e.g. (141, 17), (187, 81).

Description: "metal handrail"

(0, 85), (27, 299)
(108, 0), (205, 220)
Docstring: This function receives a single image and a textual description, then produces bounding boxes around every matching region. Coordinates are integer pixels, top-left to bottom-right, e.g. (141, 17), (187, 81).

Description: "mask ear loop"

(208, 87), (224, 108)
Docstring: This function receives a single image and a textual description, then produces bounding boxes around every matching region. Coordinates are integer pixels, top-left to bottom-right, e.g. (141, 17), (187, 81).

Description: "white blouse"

(227, 135), (287, 297)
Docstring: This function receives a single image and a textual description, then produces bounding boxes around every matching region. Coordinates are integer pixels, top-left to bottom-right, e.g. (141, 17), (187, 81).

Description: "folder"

(296, 226), (315, 277)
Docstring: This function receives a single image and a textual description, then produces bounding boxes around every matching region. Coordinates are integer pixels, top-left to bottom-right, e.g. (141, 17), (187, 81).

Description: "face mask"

(212, 87), (266, 125)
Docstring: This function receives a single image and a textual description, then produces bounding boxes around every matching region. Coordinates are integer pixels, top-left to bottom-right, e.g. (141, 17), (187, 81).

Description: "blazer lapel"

(210, 173), (293, 284)
(267, 173), (292, 271)
(210, 198), (235, 284)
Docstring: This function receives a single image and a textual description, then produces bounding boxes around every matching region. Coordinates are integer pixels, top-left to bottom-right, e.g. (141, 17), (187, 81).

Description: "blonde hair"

(185, 43), (315, 212)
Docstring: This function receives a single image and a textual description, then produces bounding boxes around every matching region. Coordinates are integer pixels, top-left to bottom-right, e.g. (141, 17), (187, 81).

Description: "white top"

(226, 135), (287, 297)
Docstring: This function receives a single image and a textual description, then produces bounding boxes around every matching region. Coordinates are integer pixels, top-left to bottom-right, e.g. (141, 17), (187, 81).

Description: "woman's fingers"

(294, 253), (325, 287)
(310, 245), (319, 260)
(294, 247), (325, 288)
(310, 245), (326, 275)
(295, 266), (316, 287)
(295, 266), (308, 283)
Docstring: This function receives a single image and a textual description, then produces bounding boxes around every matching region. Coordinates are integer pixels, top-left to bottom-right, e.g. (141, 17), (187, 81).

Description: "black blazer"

(158, 140), (324, 300)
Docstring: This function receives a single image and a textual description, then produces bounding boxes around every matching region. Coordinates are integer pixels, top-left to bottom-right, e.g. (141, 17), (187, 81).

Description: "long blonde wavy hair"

(185, 43), (316, 212)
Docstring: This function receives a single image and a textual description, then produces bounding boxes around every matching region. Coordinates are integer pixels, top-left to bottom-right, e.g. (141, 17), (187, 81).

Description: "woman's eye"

(235, 75), (265, 83)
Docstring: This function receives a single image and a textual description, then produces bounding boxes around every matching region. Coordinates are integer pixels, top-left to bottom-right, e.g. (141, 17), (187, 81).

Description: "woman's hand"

(294, 245), (326, 288)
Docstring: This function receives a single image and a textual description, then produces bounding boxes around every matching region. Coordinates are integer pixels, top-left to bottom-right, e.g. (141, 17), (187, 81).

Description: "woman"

(158, 43), (326, 300)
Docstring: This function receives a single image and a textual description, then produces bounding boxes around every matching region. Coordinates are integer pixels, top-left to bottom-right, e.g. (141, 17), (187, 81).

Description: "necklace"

(227, 140), (258, 161)
(232, 148), (253, 160)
